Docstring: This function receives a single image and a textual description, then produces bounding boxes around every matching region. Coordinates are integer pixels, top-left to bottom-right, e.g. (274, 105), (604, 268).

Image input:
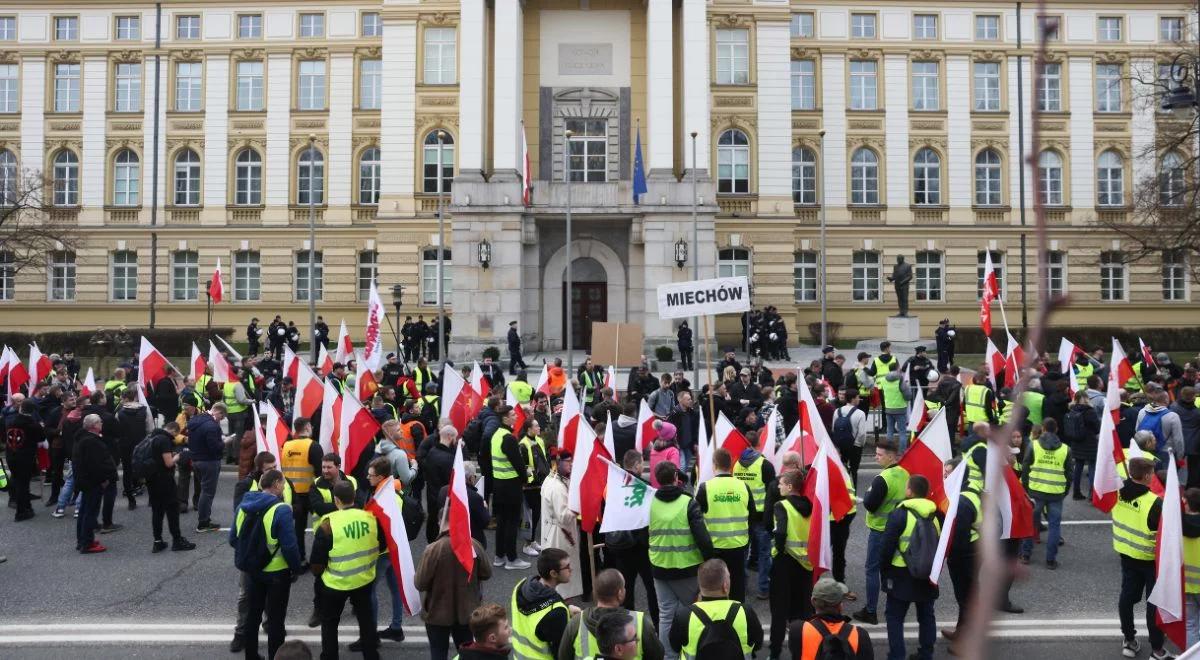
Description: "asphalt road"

(0, 464), (1164, 659)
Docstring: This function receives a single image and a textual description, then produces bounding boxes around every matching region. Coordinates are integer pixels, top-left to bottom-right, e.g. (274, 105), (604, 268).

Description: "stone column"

(328, 51), (354, 219)
(380, 17), (416, 213)
(264, 52), (291, 223)
(755, 20), (791, 216)
(491, 0), (523, 179)
(203, 54), (229, 216)
(458, 0), (487, 179)
(645, 0), (673, 175)
(81, 56), (107, 214)
(681, 0), (709, 174)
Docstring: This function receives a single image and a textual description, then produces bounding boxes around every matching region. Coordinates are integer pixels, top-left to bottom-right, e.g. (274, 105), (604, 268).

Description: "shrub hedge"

(0, 328), (235, 358)
(949, 326), (1200, 355)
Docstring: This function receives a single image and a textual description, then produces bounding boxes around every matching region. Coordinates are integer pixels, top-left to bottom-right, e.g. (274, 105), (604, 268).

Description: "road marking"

(1060, 520), (1112, 526)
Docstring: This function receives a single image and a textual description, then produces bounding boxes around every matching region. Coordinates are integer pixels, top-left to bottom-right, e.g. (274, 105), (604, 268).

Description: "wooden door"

(564, 282), (607, 350)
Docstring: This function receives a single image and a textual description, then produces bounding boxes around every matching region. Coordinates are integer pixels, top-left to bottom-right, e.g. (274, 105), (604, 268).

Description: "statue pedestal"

(887, 315), (920, 343)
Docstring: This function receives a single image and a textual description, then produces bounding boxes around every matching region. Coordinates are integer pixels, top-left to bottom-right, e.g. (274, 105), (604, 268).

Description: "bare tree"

(0, 168), (83, 276)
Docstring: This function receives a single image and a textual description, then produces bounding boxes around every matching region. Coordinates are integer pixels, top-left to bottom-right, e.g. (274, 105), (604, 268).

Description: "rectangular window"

(0, 64), (17, 113)
(1163, 250), (1187, 301)
(49, 250), (76, 301)
(357, 251), (378, 302)
(0, 251), (12, 300)
(175, 61), (202, 112)
(55, 16), (78, 41)
(171, 251), (198, 301)
(176, 15), (200, 40)
(793, 252), (818, 302)
(1100, 251), (1126, 301)
(715, 29), (750, 85)
(1037, 16), (1060, 41)
(915, 251), (943, 302)
(1045, 251), (1066, 298)
(912, 62), (940, 111)
(299, 13), (325, 38)
(1096, 63), (1122, 112)
(790, 60), (815, 110)
(1038, 63), (1062, 111)
(54, 63), (80, 113)
(973, 62), (1000, 111)
(297, 60), (326, 111)
(1098, 17), (1122, 41)
(233, 250), (261, 302)
(849, 60), (877, 110)
(791, 13), (814, 38)
(114, 63), (141, 113)
(296, 250), (323, 302)
(359, 59), (382, 110)
(975, 15), (999, 40)
(717, 249), (750, 278)
(421, 249), (453, 306)
(0, 17), (15, 41)
(977, 250), (1005, 299)
(362, 12), (381, 37)
(116, 16), (140, 40)
(238, 14), (262, 39)
(566, 118), (607, 183)
(852, 251), (881, 302)
(111, 251), (137, 301)
(235, 61), (263, 112)
(914, 14), (938, 39)
(851, 13), (876, 38)
(423, 27), (457, 84)
(1161, 17), (1184, 42)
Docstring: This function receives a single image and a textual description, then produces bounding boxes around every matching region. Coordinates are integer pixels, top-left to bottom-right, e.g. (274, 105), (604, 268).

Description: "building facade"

(0, 1), (1193, 353)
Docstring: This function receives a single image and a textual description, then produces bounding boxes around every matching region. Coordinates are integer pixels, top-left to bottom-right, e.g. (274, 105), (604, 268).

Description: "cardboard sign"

(590, 322), (644, 367)
(656, 276), (751, 319)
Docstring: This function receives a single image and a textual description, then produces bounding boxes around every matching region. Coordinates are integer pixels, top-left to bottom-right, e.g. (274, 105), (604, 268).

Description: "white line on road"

(1059, 520), (1112, 526)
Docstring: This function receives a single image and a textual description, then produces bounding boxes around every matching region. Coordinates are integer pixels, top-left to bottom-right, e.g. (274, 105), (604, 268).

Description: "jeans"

(1119, 555), (1165, 651)
(1072, 459), (1093, 497)
(56, 466), (78, 509)
(319, 582), (379, 660)
(1187, 593), (1200, 649)
(75, 487), (103, 549)
(884, 413), (908, 449)
(680, 446), (693, 477)
(751, 523), (772, 596)
(865, 528), (884, 613)
(426, 623), (471, 660)
(193, 459), (221, 525)
(369, 554), (404, 630)
(1020, 497), (1063, 562)
(885, 597), (936, 660)
(653, 577), (698, 660)
(244, 571), (291, 660)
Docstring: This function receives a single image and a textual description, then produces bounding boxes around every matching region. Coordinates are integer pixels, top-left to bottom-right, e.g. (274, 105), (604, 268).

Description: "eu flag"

(632, 129), (648, 205)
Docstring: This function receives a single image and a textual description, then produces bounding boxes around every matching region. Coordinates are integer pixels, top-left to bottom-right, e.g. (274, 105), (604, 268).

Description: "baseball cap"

(811, 577), (849, 604)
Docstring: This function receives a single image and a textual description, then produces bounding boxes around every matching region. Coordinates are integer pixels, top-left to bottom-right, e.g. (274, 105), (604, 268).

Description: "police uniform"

(313, 507), (384, 660)
(697, 474), (754, 603)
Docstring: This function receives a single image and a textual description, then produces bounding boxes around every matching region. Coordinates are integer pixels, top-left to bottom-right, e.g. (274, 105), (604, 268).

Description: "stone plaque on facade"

(558, 43), (613, 76)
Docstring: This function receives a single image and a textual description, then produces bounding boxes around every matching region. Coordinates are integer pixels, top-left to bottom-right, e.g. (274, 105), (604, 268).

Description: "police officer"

(767, 470), (813, 659)
(667, 559), (762, 658)
(508, 321), (527, 375)
(310, 481), (385, 660)
(878, 475), (942, 660)
(1113, 457), (1169, 659)
(1020, 417), (1073, 568)
(490, 405), (528, 569)
(853, 439), (909, 626)
(934, 319), (956, 373)
(512, 548), (578, 660)
(647, 461), (712, 660)
(558, 569), (663, 660)
(695, 448), (755, 603)
(280, 418), (321, 561)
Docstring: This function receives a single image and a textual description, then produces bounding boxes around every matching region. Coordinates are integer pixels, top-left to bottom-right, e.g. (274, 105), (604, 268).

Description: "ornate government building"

(0, 1), (1192, 352)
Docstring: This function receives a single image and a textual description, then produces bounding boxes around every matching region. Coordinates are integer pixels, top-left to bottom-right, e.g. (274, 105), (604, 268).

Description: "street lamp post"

(307, 134), (317, 364)
(818, 130), (828, 348)
(391, 284), (405, 360)
(690, 131), (699, 390)
(564, 128), (575, 375)
(436, 130), (447, 366)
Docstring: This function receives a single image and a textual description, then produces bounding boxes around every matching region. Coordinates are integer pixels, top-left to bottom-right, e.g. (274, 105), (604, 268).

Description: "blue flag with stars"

(633, 128), (648, 205)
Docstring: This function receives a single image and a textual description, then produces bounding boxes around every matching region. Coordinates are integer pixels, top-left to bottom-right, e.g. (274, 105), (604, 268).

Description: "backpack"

(233, 505), (281, 572)
(809, 618), (856, 660)
(831, 408), (856, 455)
(1063, 408), (1087, 444)
(131, 433), (161, 480)
(901, 509), (940, 579)
(402, 492), (425, 541)
(688, 603), (745, 659)
(462, 418), (484, 457)
(1137, 409), (1167, 451)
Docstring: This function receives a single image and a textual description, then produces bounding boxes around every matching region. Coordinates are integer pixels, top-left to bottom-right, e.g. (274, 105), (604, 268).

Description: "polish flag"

(930, 460), (970, 584)
(521, 123), (533, 207)
(283, 345), (299, 383)
(137, 337), (171, 390)
(265, 402), (290, 456)
(365, 476), (422, 616)
(318, 378), (342, 455)
(317, 344), (335, 378)
(1111, 338), (1135, 389)
(1149, 454), (1186, 650)
(1057, 338), (1081, 396)
(190, 343), (207, 383)
(780, 420), (815, 468)
(985, 439), (1034, 540)
(762, 405), (782, 475)
(334, 320), (353, 366)
(634, 398), (657, 452)
(1093, 375), (1127, 512)
(907, 377), (927, 437)
(714, 411), (752, 458)
(357, 360), (380, 402)
(362, 281), (386, 371)
(80, 367), (96, 398)
(338, 391), (380, 473)
(803, 434), (854, 580)
(696, 410), (714, 484)
(28, 342), (53, 386)
(448, 441), (477, 578)
(979, 251), (999, 335)
(568, 413), (613, 533)
(1139, 337), (1156, 369)
(557, 382), (583, 456)
(4, 346), (29, 398)
(1003, 332), (1025, 389)
(505, 388), (527, 435)
(898, 407), (954, 510)
(796, 376), (831, 466)
(471, 362), (489, 399)
(0, 346), (10, 384)
(214, 335), (244, 365)
(208, 342), (234, 384)
(535, 363), (551, 395)
(443, 365), (483, 435)
(984, 338), (1004, 390)
(252, 403), (280, 463)
(294, 360), (325, 422)
(209, 258), (224, 304)
(605, 366), (618, 401)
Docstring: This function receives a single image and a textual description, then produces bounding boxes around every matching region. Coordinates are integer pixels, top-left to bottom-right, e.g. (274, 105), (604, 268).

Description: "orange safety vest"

(397, 420), (421, 457)
(800, 618), (861, 660)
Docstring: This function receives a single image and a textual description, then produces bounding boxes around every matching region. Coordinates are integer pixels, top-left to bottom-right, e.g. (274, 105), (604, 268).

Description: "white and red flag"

(318, 378), (342, 455)
(1093, 372), (1127, 512)
(208, 342), (234, 384)
(252, 403), (282, 464)
(448, 440), (477, 578)
(1149, 453), (1186, 650)
(294, 360), (324, 422)
(984, 338), (1004, 390)
(334, 319), (353, 366)
(505, 388), (528, 435)
(365, 476), (422, 616)
(1003, 332), (1025, 389)
(521, 122), (533, 207)
(803, 435), (854, 581)
(215, 335), (244, 365)
(605, 366), (618, 401)
(317, 344), (334, 377)
(696, 410), (714, 484)
(80, 367), (96, 398)
(442, 365), (483, 436)
(362, 281), (385, 371)
(0, 346), (11, 384)
(4, 346), (29, 398)
(795, 376), (830, 465)
(209, 258), (224, 304)
(1139, 337), (1156, 369)
(761, 405), (783, 474)
(568, 413), (613, 534)
(338, 391), (381, 473)
(1112, 338), (1135, 389)
(557, 382), (583, 456)
(1057, 338), (1081, 396)
(930, 460), (970, 585)
(898, 407), (954, 510)
(137, 337), (171, 390)
(356, 359), (380, 402)
(907, 373), (927, 436)
(190, 343), (207, 382)
(471, 361), (490, 399)
(283, 345), (299, 383)
(979, 251), (999, 335)
(714, 411), (752, 458)
(985, 440), (1034, 539)
(535, 363), (551, 395)
(634, 398), (658, 452)
(28, 342), (52, 386)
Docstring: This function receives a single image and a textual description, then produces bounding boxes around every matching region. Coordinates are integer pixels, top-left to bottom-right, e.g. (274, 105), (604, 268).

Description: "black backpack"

(462, 418), (484, 457)
(234, 505), (282, 572)
(402, 492), (425, 541)
(689, 603), (745, 659)
(902, 509), (940, 579)
(831, 408), (856, 455)
(809, 618), (856, 660)
(131, 434), (160, 480)
(1063, 408), (1086, 444)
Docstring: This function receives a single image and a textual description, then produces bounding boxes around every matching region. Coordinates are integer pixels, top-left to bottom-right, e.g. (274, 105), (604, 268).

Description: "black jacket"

(423, 442), (456, 503)
(436, 483), (491, 548)
(507, 327), (522, 353)
(820, 358), (844, 391)
(80, 404), (120, 458)
(878, 501), (944, 602)
(115, 403), (150, 447)
(72, 430), (118, 491)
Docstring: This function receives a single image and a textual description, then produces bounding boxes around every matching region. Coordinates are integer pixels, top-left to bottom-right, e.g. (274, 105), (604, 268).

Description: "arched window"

(974, 149), (1002, 206)
(791, 147), (817, 205)
(850, 148), (879, 205)
(422, 132), (454, 194)
(1037, 150), (1063, 206)
(296, 147), (324, 205)
(234, 149), (262, 205)
(0, 149), (16, 206)
(913, 148), (941, 205)
(717, 129), (750, 194)
(52, 150), (79, 206)
(173, 148), (200, 206)
(113, 148), (140, 206)
(358, 147), (381, 204)
(1096, 150), (1124, 207)
(1160, 151), (1186, 207)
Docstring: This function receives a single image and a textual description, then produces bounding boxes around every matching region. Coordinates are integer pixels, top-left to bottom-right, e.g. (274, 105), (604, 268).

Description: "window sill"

(293, 108), (329, 114)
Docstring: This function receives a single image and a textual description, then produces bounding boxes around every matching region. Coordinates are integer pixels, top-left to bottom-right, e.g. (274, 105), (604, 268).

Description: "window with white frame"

(357, 250), (378, 302)
(362, 12), (381, 37)
(792, 147), (817, 205)
(1100, 251), (1126, 301)
(297, 60), (326, 111)
(1161, 17), (1184, 42)
(171, 250), (198, 301)
(715, 29), (750, 85)
(0, 17), (15, 41)
(53, 150), (78, 206)
(299, 13), (325, 38)
(1038, 150), (1064, 206)
(793, 251), (818, 302)
(173, 149), (200, 206)
(175, 61), (202, 111)
(1037, 16), (1060, 41)
(359, 147), (381, 204)
(913, 148), (941, 205)
(850, 148), (879, 205)
(852, 250), (881, 301)
(1037, 63), (1062, 111)
(0, 149), (14, 206)
(851, 13), (876, 38)
(111, 250), (137, 301)
(233, 250), (260, 301)
(112, 149), (140, 206)
(1098, 17), (1122, 41)
(54, 63), (80, 112)
(0, 64), (17, 113)
(234, 149), (262, 205)
(976, 15), (999, 40)
(975, 149), (1003, 206)
(423, 28), (457, 85)
(176, 15), (200, 40)
(359, 59), (382, 110)
(297, 148), (324, 205)
(974, 62), (1000, 111)
(295, 250), (323, 302)
(238, 15), (262, 39)
(236, 61), (263, 111)
(1096, 150), (1124, 207)
(1095, 64), (1122, 112)
(49, 250), (75, 301)
(55, 16), (78, 41)
(114, 63), (141, 112)
(1045, 250), (1066, 297)
(0, 251), (11, 300)
(791, 13), (813, 38)
(423, 132), (455, 192)
(914, 14), (938, 39)
(717, 130), (750, 194)
(116, 16), (140, 40)
(915, 250), (943, 301)
(717, 248), (750, 278)
(1160, 151), (1186, 206)
(849, 60), (878, 110)
(791, 60), (815, 110)
(420, 248), (453, 305)
(912, 62), (939, 111)
(1163, 250), (1187, 301)
(976, 250), (1005, 299)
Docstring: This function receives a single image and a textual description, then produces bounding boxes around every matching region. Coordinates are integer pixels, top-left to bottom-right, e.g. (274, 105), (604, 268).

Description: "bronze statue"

(888, 255), (913, 317)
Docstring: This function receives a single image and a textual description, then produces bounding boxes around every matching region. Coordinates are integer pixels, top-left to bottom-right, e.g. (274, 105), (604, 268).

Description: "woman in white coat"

(540, 451), (583, 600)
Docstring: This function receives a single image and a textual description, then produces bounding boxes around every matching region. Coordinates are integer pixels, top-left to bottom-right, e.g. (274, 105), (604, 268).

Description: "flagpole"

(206, 290), (212, 334)
(702, 315), (717, 434)
(586, 531), (599, 603)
